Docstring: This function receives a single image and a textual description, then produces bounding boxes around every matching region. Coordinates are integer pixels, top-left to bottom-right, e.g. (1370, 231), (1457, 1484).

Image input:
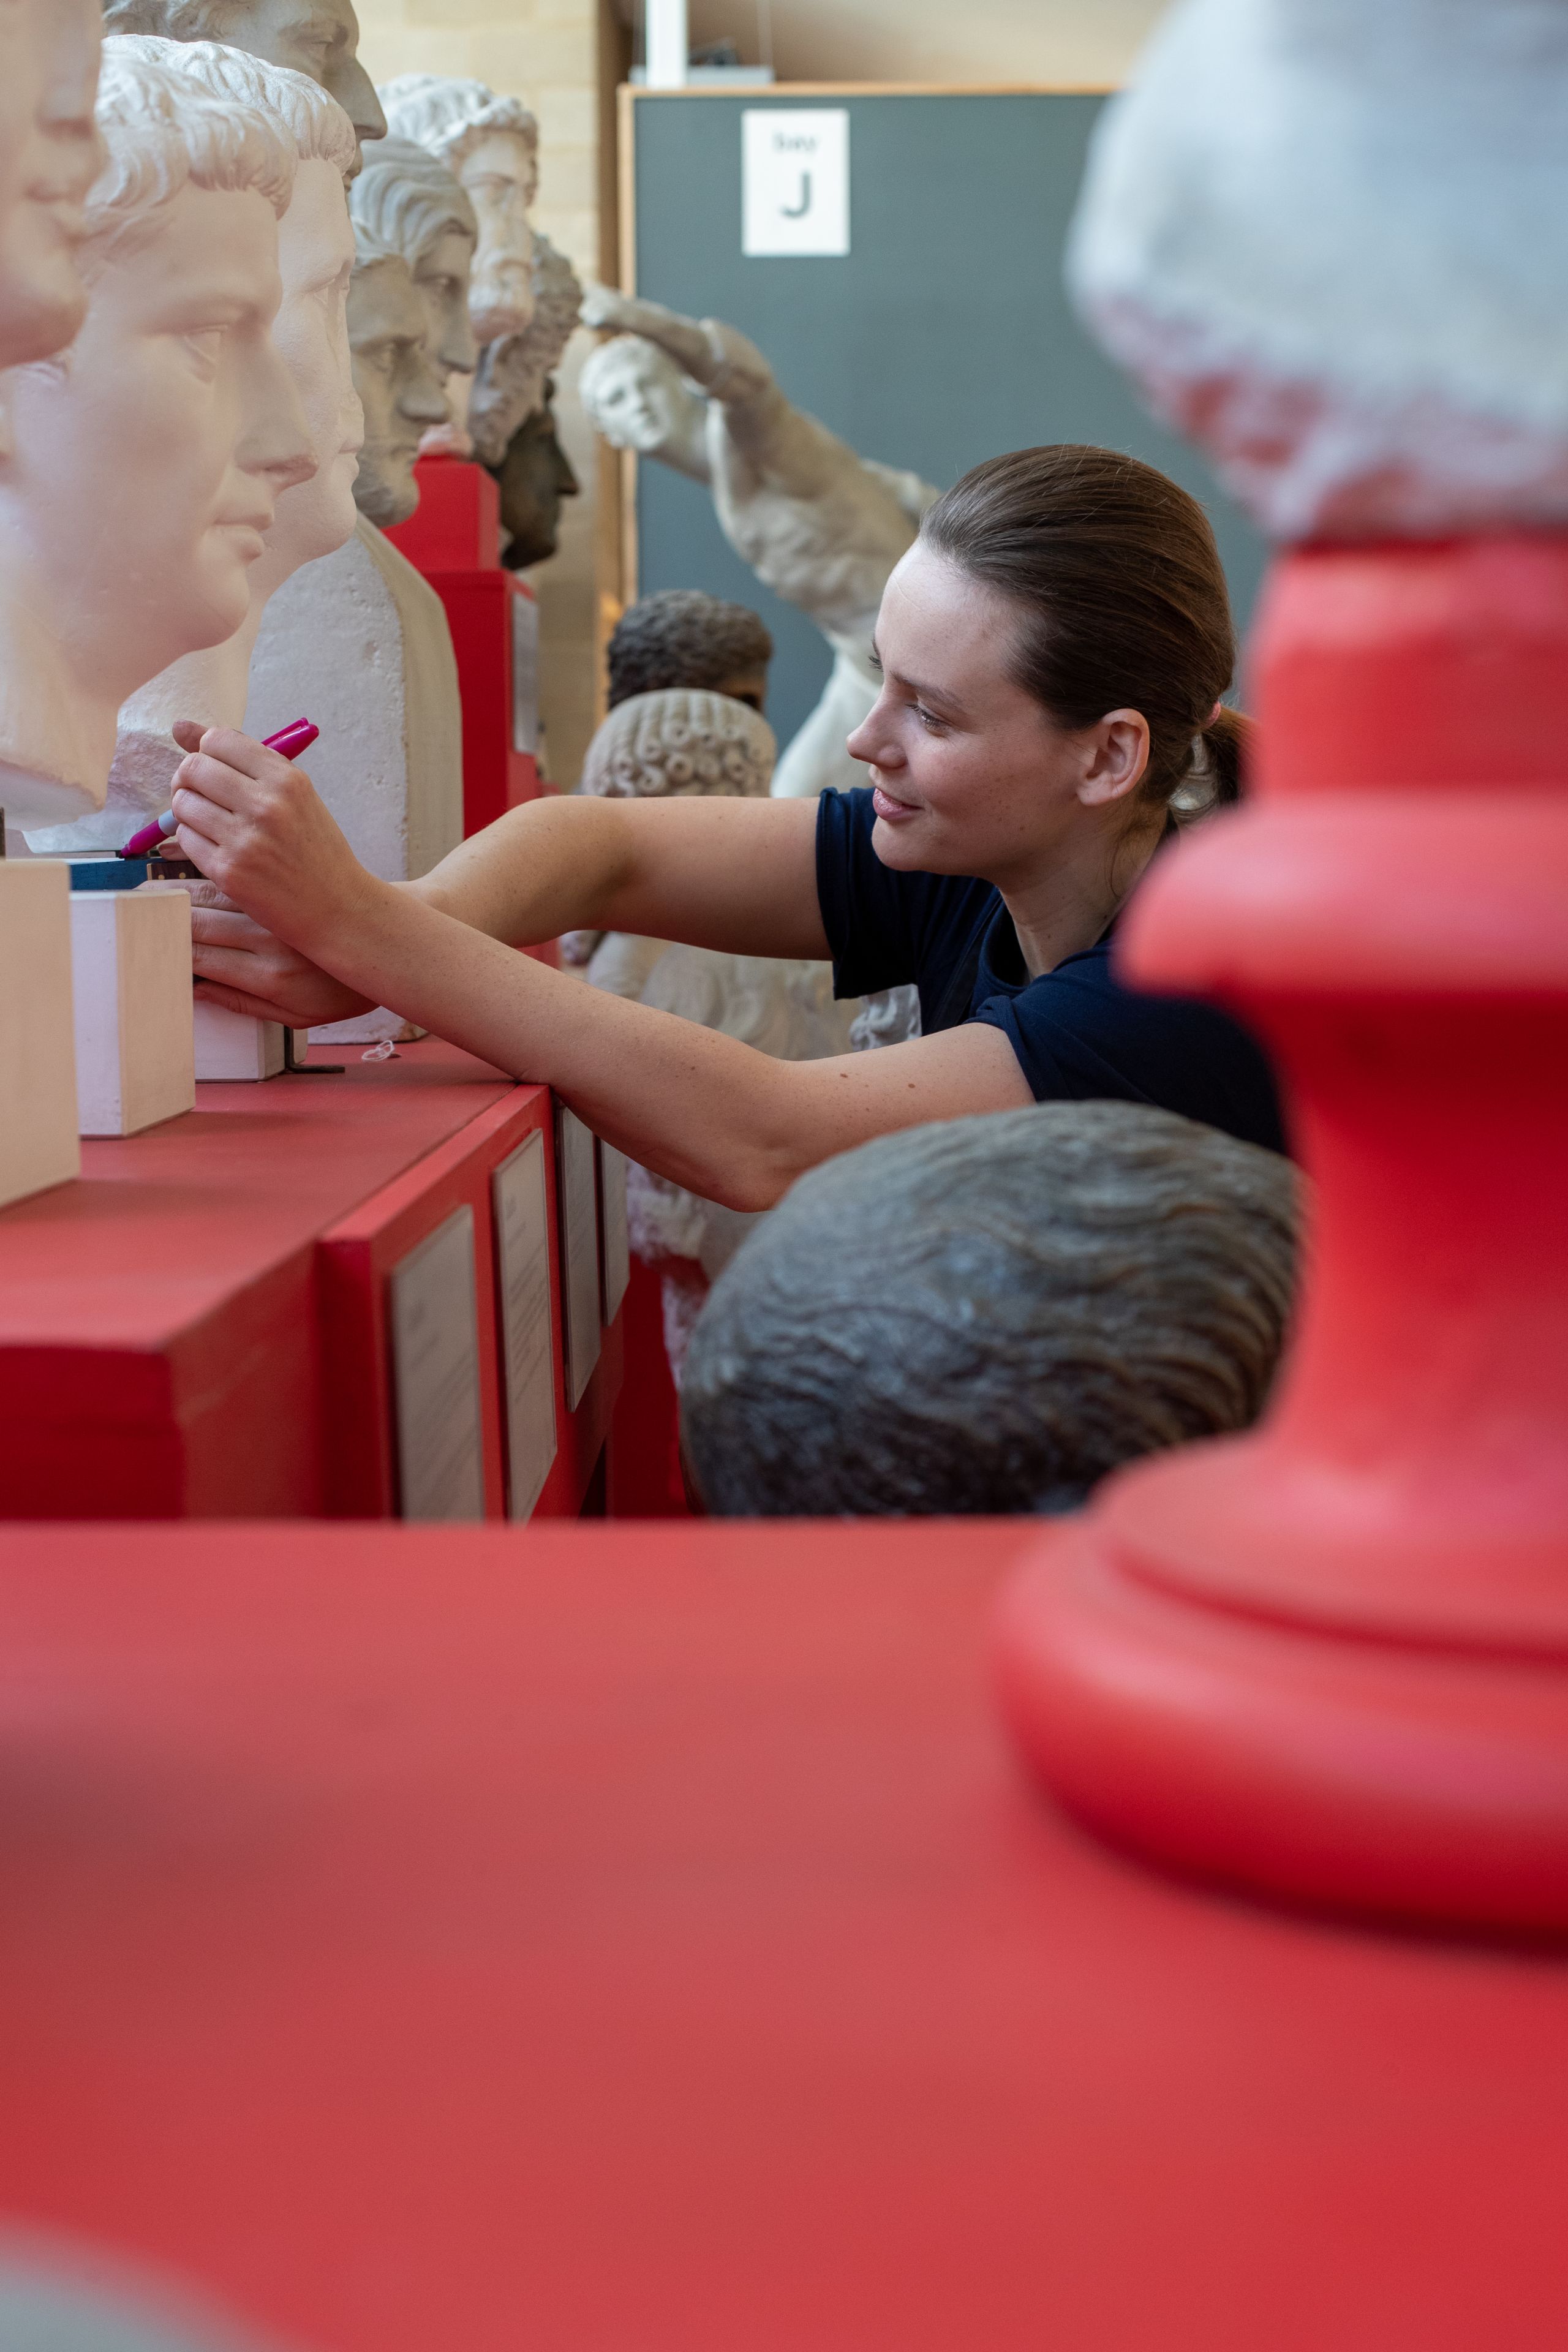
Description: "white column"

(646, 0), (688, 88)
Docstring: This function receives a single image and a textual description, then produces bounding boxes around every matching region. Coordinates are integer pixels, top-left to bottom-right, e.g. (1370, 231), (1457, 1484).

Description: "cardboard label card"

(598, 1139), (631, 1325)
(556, 1105), (602, 1411)
(492, 1132), (558, 1520)
(390, 1205), (486, 1521)
(742, 108), (850, 256)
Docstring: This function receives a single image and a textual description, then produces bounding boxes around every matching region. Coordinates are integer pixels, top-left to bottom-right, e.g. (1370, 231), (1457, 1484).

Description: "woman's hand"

(167, 720), (380, 960)
(184, 881), (374, 1026)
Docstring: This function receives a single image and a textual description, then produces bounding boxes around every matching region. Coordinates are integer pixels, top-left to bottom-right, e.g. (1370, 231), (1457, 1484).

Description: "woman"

(175, 447), (1285, 1210)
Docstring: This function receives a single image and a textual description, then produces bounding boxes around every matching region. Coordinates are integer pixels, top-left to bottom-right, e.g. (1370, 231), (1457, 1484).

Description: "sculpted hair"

(579, 688), (775, 801)
(348, 135), (475, 274)
(607, 590), (773, 707)
(379, 73), (539, 194)
(108, 36), (358, 178)
(100, 0), (249, 29)
(469, 232), (582, 462)
(81, 42), (295, 286)
(680, 1101), (1299, 1517)
(921, 443), (1251, 810)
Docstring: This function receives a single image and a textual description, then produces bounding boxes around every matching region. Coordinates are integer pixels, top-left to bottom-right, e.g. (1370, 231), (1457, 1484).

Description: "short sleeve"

(968, 961), (1287, 1156)
(814, 786), (922, 1001)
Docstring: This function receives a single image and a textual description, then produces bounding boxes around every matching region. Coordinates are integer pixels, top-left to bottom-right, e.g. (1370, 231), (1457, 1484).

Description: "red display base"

(0, 1042), (619, 1520)
(384, 457), (546, 838)
(0, 1519), (1563, 2351)
(996, 538), (1568, 1933)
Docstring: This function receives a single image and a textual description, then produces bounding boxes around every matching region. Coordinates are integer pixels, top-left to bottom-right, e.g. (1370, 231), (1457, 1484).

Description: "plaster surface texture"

(469, 232), (581, 472)
(377, 75), (540, 347)
(69, 889), (195, 1137)
(352, 135), (477, 416)
(31, 47), (363, 856)
(345, 221), (448, 529)
(1069, 0), (1568, 538)
(579, 295), (940, 799)
(246, 511), (461, 1042)
(192, 1001), (285, 1080)
(98, 0), (387, 159)
(0, 862), (80, 1208)
(0, 46), (311, 828)
(0, 0), (104, 372)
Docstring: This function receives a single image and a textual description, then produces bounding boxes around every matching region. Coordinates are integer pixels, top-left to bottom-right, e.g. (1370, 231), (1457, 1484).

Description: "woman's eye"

(914, 704), (946, 733)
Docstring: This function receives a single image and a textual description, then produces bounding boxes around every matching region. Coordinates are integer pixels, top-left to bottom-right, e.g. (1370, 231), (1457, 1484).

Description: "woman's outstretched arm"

(170, 726), (1030, 1210)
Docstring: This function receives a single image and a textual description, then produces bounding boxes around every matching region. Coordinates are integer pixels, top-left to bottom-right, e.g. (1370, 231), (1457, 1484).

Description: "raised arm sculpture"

(579, 287), (940, 800)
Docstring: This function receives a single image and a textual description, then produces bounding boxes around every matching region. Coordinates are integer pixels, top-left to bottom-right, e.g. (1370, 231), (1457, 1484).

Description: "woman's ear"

(1077, 709), (1150, 808)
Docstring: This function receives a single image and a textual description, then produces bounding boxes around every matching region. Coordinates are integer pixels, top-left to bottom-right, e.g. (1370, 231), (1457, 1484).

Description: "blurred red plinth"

(384, 456), (546, 841)
(996, 537), (1568, 1934)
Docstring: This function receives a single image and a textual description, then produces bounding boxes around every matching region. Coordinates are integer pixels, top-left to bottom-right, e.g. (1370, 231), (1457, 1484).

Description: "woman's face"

(846, 541), (1149, 887)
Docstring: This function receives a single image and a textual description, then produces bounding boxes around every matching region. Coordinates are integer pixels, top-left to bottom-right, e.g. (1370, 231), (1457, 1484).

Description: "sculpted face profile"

(379, 74), (539, 345)
(0, 45), (312, 824)
(99, 0), (386, 156)
(31, 37), (362, 848)
(0, 0), (104, 367)
(579, 332), (709, 481)
(349, 137), (476, 394)
(345, 159), (450, 526)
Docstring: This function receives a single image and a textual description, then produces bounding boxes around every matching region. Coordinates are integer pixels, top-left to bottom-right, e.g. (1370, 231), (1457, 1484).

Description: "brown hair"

(920, 444), (1250, 812)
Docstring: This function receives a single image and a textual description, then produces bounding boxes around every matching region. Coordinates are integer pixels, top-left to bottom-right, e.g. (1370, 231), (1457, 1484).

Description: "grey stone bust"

(680, 1101), (1299, 1518)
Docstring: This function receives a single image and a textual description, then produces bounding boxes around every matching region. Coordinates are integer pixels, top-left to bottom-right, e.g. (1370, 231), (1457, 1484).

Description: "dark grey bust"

(680, 1101), (1299, 1518)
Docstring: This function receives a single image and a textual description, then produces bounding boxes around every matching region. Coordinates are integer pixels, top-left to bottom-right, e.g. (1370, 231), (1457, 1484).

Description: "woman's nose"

(846, 692), (902, 769)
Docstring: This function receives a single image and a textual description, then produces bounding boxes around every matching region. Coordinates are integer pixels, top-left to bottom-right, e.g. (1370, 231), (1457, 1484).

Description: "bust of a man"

(0, 0), (103, 367)
(346, 141), (462, 525)
(379, 73), (539, 345)
(99, 0), (385, 154)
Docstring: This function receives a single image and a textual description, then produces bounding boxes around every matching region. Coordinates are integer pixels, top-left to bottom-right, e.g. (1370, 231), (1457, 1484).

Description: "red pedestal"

(0, 1519), (1564, 2351)
(384, 457), (546, 839)
(996, 538), (1568, 1934)
(0, 1042), (619, 1521)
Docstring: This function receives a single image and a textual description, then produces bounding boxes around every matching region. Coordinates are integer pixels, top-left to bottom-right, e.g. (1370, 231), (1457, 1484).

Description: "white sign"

(556, 1104), (602, 1411)
(390, 1206), (486, 1522)
(492, 1133), (557, 1520)
(742, 109), (850, 257)
(597, 1139), (630, 1325)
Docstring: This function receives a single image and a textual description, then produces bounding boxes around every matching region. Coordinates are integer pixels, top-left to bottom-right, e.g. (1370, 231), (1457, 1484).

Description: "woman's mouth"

(872, 783), (919, 822)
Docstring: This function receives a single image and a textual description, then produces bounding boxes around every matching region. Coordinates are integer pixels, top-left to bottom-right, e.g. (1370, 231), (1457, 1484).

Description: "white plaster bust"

(579, 333), (709, 481)
(30, 35), (362, 850)
(0, 0), (104, 369)
(343, 235), (448, 525)
(379, 74), (539, 345)
(0, 43), (312, 826)
(99, 0), (386, 157)
(1068, 0), (1568, 539)
(349, 135), (475, 405)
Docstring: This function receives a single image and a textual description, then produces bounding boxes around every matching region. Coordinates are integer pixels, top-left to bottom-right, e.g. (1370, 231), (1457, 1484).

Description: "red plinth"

(0, 1519), (1565, 2351)
(996, 537), (1568, 1932)
(384, 456), (546, 839)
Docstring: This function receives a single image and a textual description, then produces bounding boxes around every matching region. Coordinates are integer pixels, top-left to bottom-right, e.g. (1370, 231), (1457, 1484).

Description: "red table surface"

(0, 1517), (1562, 2351)
(0, 1042), (617, 1520)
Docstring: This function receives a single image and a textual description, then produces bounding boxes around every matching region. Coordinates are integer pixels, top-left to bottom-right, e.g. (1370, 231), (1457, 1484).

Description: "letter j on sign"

(742, 110), (850, 256)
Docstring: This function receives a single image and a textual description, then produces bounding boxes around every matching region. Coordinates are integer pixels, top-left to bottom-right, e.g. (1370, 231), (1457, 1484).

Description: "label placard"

(742, 110), (850, 257)
(556, 1104), (602, 1411)
(390, 1205), (485, 1521)
(597, 1139), (631, 1325)
(492, 1131), (557, 1520)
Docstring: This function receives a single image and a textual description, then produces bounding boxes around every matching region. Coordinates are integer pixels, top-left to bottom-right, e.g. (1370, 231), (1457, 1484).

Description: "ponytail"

(1172, 702), (1253, 819)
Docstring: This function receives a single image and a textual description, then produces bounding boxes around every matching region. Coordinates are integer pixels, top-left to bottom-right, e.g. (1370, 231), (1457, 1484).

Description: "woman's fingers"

(192, 979), (299, 1024)
(188, 903), (268, 951)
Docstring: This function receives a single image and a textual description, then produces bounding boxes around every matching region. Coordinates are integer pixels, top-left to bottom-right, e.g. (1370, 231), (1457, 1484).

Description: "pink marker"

(118, 719), (320, 858)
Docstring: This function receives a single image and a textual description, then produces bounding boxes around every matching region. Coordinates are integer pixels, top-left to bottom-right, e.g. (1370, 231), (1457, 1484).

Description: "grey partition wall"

(626, 89), (1268, 757)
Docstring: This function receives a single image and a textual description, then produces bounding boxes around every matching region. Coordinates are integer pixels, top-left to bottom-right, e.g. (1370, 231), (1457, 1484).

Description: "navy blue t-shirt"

(816, 786), (1286, 1157)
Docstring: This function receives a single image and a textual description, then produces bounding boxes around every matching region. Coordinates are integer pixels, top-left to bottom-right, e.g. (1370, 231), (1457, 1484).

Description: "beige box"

(69, 890), (195, 1137)
(0, 860), (80, 1208)
(194, 1001), (285, 1082)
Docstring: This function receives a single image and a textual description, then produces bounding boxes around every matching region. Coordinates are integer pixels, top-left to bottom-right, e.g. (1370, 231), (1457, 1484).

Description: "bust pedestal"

(996, 536), (1568, 1935)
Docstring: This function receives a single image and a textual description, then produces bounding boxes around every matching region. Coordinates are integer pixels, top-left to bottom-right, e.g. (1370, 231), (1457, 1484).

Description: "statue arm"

(582, 285), (773, 402)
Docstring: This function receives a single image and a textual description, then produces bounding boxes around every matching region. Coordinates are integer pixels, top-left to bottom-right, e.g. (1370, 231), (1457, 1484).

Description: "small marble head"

(579, 688), (775, 802)
(606, 589), (772, 712)
(680, 1102), (1299, 1517)
(579, 331), (708, 480)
